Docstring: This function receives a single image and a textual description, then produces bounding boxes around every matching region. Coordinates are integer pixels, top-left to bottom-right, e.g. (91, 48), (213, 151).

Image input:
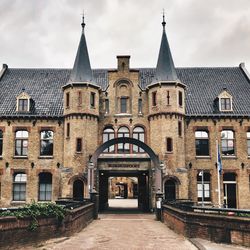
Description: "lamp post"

(199, 170), (204, 207)
(160, 161), (166, 193)
(88, 161), (94, 195)
(155, 161), (166, 221)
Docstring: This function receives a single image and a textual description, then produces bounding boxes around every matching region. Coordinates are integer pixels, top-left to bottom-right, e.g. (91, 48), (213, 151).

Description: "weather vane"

(81, 9), (85, 28)
(162, 8), (166, 27)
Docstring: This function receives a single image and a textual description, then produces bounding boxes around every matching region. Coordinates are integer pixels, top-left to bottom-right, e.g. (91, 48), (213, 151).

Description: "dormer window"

(218, 90), (232, 112)
(220, 98), (231, 111)
(16, 91), (31, 112)
(18, 99), (28, 112)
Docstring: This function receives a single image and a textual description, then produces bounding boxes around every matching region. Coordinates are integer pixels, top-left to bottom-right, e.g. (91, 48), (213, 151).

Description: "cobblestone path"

(32, 213), (197, 250)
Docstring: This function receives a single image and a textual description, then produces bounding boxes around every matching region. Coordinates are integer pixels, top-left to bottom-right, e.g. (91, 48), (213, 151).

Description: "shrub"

(0, 201), (67, 231)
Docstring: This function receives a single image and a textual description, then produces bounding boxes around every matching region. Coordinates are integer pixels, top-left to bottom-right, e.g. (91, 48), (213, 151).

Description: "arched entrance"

(73, 179), (84, 201)
(164, 180), (176, 201)
(164, 176), (180, 201)
(89, 137), (161, 212)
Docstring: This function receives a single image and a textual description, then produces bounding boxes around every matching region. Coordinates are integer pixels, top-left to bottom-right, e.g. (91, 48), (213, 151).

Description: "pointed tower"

(154, 15), (178, 82)
(69, 16), (93, 83)
(62, 16), (100, 198)
(148, 14), (188, 200)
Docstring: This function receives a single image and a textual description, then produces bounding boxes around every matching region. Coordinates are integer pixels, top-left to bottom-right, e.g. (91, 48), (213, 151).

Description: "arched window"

(13, 172), (27, 201)
(197, 171), (211, 202)
(195, 131), (209, 156)
(40, 130), (54, 156)
(117, 127), (130, 153)
(133, 126), (145, 153)
(221, 130), (235, 156)
(116, 81), (131, 114)
(0, 130), (3, 156)
(39, 172), (52, 201)
(15, 130), (28, 156)
(103, 127), (115, 153)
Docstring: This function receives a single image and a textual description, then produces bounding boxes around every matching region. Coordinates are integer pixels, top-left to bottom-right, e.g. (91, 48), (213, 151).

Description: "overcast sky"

(0, 0), (250, 71)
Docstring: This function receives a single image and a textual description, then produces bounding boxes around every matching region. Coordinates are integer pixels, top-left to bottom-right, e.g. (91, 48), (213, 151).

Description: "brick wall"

(162, 204), (250, 247)
(0, 203), (94, 249)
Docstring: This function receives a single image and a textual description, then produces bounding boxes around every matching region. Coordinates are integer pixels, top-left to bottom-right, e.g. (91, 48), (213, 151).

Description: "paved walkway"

(30, 213), (197, 250)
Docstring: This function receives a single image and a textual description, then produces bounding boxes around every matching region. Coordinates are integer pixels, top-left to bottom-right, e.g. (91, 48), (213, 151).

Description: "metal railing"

(163, 199), (250, 217)
(0, 198), (91, 214)
(55, 198), (91, 209)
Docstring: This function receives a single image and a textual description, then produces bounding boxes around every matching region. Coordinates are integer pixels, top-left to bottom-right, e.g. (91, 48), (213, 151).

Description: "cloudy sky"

(0, 0), (250, 71)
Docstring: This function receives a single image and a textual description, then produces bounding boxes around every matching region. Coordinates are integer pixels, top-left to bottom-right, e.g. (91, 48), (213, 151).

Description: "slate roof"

(0, 66), (249, 117)
(154, 23), (178, 82)
(69, 21), (93, 83)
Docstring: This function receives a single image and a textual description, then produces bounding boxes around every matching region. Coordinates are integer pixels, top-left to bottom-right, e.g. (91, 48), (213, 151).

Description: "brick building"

(0, 16), (250, 210)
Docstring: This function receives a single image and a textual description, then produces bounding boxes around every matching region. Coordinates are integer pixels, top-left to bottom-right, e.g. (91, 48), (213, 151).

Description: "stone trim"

(12, 126), (31, 132)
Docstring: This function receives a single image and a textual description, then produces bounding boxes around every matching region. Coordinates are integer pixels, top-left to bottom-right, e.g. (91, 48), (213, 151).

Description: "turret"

(61, 16), (99, 198)
(148, 14), (187, 200)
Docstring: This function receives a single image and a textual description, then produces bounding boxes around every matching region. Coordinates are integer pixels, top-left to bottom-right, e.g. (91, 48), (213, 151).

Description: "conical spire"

(69, 15), (93, 83)
(155, 13), (178, 82)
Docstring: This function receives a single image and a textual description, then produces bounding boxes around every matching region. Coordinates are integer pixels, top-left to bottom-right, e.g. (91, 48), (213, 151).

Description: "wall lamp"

(31, 162), (35, 168)
(188, 162), (192, 169)
(241, 163), (245, 169)
(5, 162), (9, 168)
(57, 162), (60, 168)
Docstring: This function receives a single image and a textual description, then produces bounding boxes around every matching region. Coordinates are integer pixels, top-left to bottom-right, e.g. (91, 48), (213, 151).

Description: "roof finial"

(81, 10), (85, 29)
(162, 8), (166, 28)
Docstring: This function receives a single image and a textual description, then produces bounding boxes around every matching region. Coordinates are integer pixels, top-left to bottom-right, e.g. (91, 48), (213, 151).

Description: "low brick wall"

(0, 203), (94, 249)
(162, 204), (250, 247)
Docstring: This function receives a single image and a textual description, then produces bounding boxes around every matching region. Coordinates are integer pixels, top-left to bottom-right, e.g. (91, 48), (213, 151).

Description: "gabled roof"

(0, 66), (250, 117)
(154, 18), (178, 82)
(69, 18), (93, 83)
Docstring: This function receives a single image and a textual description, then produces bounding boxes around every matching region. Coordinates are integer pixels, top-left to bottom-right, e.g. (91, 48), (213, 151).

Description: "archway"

(89, 137), (162, 211)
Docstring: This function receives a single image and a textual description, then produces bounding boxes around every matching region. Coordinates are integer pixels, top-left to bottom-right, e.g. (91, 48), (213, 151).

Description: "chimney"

(0, 64), (8, 80)
(117, 55), (130, 72)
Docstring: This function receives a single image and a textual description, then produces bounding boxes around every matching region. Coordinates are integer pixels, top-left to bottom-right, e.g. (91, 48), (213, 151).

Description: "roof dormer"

(218, 90), (233, 112)
(16, 91), (31, 112)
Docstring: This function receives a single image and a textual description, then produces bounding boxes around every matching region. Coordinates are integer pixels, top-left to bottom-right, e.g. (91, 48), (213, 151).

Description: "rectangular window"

(178, 121), (182, 137)
(39, 183), (52, 201)
(78, 91), (82, 106)
(195, 131), (209, 156)
(15, 130), (28, 156)
(39, 173), (52, 201)
(247, 132), (250, 156)
(166, 138), (173, 152)
(178, 91), (183, 107)
(167, 91), (170, 105)
(197, 172), (211, 202)
(18, 99), (28, 112)
(0, 130), (2, 156)
(120, 97), (127, 113)
(221, 130), (235, 156)
(138, 99), (142, 114)
(40, 130), (54, 156)
(90, 92), (95, 108)
(66, 123), (70, 138)
(66, 93), (70, 108)
(13, 173), (27, 201)
(220, 98), (231, 110)
(105, 99), (109, 114)
(152, 91), (157, 106)
(76, 138), (82, 152)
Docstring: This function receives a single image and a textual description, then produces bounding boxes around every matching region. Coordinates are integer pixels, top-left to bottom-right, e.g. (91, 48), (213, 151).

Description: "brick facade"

(0, 19), (250, 209)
